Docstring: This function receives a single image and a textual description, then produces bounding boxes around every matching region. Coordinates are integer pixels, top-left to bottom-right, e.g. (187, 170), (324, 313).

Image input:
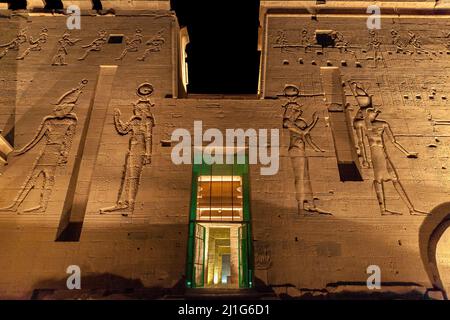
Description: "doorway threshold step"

(184, 288), (263, 299)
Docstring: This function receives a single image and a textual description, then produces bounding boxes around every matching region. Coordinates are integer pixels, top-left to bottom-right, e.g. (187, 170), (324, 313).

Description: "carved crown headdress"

(54, 79), (88, 108)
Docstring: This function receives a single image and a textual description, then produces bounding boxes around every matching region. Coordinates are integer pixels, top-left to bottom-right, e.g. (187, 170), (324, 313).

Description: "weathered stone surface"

(0, 2), (449, 300)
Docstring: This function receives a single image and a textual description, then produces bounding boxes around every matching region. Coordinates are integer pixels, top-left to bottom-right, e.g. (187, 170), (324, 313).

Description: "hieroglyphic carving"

(52, 32), (81, 66)
(275, 30), (292, 53)
(254, 243), (272, 270)
(78, 30), (108, 61)
(16, 27), (48, 60)
(99, 83), (156, 216)
(0, 80), (87, 214)
(274, 27), (442, 67)
(300, 28), (313, 53)
(273, 29), (360, 64)
(137, 29), (165, 61)
(280, 85), (331, 215)
(0, 28), (27, 60)
(116, 28), (143, 60)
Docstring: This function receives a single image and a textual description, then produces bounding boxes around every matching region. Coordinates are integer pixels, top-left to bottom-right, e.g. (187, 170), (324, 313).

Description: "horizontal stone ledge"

(26, 0), (170, 10)
(0, 9), (175, 18)
(265, 6), (450, 16)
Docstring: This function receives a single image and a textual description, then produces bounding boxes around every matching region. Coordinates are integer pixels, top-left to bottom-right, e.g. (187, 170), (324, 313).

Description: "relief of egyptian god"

(78, 30), (108, 61)
(0, 79), (88, 214)
(99, 83), (156, 216)
(366, 30), (386, 68)
(116, 28), (144, 60)
(0, 28), (27, 60)
(390, 29), (426, 55)
(16, 27), (48, 60)
(348, 82), (428, 216)
(137, 29), (165, 61)
(280, 85), (331, 216)
(52, 32), (81, 66)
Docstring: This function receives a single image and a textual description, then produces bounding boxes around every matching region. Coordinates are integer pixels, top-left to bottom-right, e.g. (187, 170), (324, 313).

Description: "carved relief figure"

(116, 28), (143, 60)
(16, 27), (48, 60)
(391, 29), (412, 54)
(0, 28), (27, 60)
(52, 32), (81, 66)
(300, 29), (311, 52)
(281, 85), (331, 216)
(332, 31), (350, 52)
(366, 30), (386, 68)
(443, 31), (450, 50)
(78, 30), (108, 61)
(331, 31), (360, 60)
(348, 82), (372, 167)
(407, 31), (424, 54)
(364, 107), (428, 216)
(0, 80), (87, 214)
(274, 30), (291, 53)
(137, 29), (165, 61)
(100, 83), (156, 216)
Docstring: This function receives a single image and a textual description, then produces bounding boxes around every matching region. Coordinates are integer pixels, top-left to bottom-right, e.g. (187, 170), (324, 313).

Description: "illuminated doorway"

(186, 159), (253, 289)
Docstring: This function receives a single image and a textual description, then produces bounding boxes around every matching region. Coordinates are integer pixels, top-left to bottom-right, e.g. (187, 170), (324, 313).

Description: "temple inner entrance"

(190, 171), (252, 289)
(194, 224), (242, 288)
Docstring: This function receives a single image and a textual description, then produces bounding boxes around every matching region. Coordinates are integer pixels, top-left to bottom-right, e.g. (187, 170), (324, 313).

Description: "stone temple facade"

(0, 0), (450, 299)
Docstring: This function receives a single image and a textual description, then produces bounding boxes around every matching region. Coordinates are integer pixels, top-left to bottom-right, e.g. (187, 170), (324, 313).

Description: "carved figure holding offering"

(0, 79), (87, 213)
(99, 83), (156, 216)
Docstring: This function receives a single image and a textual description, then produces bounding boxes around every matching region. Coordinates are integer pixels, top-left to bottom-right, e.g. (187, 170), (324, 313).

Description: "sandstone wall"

(0, 10), (180, 298)
(0, 3), (449, 299)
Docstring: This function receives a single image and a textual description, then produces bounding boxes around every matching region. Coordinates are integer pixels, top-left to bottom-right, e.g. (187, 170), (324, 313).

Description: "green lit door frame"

(186, 157), (253, 289)
(193, 223), (206, 287)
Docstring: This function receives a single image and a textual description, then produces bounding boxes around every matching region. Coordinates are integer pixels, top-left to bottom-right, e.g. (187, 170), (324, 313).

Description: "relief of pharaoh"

(0, 80), (87, 214)
(99, 83), (156, 216)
